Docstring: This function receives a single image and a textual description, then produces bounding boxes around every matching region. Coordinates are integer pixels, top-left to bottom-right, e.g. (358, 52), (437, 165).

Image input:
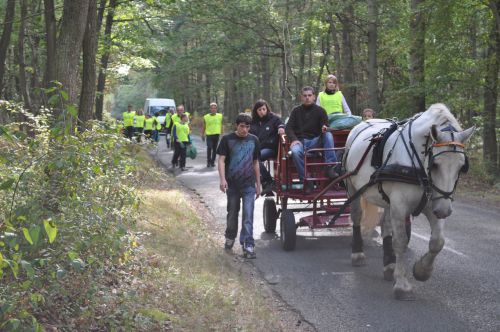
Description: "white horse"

(343, 103), (475, 300)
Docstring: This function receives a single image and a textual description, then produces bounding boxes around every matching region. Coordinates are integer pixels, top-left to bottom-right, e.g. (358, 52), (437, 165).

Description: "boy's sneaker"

(224, 238), (235, 250)
(243, 245), (256, 259)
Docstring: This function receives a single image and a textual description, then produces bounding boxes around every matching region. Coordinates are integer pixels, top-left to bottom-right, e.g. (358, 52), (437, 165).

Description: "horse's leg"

(380, 209), (396, 281)
(390, 205), (415, 300)
(351, 196), (366, 266)
(413, 209), (445, 281)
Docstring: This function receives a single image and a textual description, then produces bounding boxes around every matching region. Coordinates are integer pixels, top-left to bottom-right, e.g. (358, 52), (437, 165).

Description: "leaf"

(67, 104), (78, 117)
(29, 226), (41, 246)
(56, 268), (66, 279)
(67, 251), (78, 260)
(43, 219), (58, 244)
(47, 94), (60, 106)
(7, 260), (18, 278)
(0, 126), (15, 142)
(0, 178), (15, 190)
(22, 228), (33, 245)
(21, 260), (35, 278)
(60, 90), (69, 101)
(71, 258), (85, 272)
(3, 319), (20, 331)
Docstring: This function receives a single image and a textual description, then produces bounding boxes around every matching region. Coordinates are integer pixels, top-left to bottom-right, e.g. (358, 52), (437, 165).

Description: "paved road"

(153, 136), (500, 332)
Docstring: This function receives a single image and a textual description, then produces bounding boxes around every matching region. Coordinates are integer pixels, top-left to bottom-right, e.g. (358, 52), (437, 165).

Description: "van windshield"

(149, 106), (174, 116)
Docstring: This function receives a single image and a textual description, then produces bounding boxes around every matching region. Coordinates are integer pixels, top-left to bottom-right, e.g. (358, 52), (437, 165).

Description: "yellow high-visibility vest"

(135, 115), (145, 128)
(174, 122), (190, 142)
(153, 116), (161, 130)
(144, 118), (155, 130)
(318, 91), (343, 115)
(164, 113), (172, 128)
(203, 113), (223, 135)
(123, 111), (135, 127)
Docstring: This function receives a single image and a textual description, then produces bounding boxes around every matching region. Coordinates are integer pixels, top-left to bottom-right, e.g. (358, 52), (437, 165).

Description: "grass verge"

(58, 149), (308, 331)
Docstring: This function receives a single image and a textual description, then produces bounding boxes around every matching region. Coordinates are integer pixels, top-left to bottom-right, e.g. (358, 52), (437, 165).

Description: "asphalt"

(153, 135), (500, 332)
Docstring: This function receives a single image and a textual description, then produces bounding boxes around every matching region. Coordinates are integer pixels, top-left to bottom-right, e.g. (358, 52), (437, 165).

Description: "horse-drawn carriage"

(262, 129), (352, 251)
(262, 104), (475, 300)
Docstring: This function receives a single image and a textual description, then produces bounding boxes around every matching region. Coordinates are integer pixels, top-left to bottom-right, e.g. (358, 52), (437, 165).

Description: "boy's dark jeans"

(225, 185), (256, 247)
(206, 134), (219, 164)
(172, 141), (187, 167)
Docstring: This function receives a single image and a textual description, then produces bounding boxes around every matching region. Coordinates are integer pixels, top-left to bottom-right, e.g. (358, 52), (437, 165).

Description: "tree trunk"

(17, 0), (31, 110)
(315, 31), (331, 91)
(409, 0), (426, 114)
(261, 45), (271, 104)
(328, 14), (342, 76)
(43, 0), (56, 88)
(483, 1), (500, 173)
(95, 0), (117, 121)
(340, 5), (357, 114)
(55, 0), (90, 117)
(367, 0), (380, 112)
(79, 0), (98, 130)
(0, 0), (16, 97)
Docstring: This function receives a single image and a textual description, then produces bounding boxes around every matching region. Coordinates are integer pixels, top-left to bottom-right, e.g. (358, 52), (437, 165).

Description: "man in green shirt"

(202, 102), (223, 167)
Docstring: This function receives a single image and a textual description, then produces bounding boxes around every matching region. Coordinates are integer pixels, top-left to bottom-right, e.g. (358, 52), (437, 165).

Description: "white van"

(144, 98), (176, 129)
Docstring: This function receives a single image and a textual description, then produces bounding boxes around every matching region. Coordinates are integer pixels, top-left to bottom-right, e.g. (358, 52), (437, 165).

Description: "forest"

(0, 1), (499, 329)
(0, 0), (498, 172)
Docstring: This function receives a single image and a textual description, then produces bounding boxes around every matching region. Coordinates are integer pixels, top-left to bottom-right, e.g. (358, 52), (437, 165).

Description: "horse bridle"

(403, 118), (469, 202)
(425, 137), (469, 201)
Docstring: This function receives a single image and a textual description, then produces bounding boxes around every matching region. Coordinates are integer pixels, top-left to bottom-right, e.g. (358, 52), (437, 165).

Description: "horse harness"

(327, 116), (469, 225)
(370, 115), (469, 216)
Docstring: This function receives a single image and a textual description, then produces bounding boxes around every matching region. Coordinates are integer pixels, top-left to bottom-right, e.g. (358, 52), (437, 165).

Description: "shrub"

(0, 102), (140, 329)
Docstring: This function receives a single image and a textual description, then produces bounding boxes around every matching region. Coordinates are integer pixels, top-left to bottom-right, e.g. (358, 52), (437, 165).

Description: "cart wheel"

(405, 217), (412, 244)
(263, 197), (277, 233)
(280, 209), (296, 251)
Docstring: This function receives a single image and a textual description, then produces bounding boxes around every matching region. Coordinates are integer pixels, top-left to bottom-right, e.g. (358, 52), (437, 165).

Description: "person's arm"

(201, 116), (206, 141)
(276, 115), (285, 135)
(285, 108), (300, 147)
(172, 125), (178, 141)
(253, 159), (261, 198)
(218, 155), (227, 193)
(320, 107), (329, 133)
(342, 96), (352, 116)
(316, 92), (321, 106)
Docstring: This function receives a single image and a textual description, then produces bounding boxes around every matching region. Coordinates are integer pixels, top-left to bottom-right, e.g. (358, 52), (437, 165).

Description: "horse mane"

(423, 103), (463, 131)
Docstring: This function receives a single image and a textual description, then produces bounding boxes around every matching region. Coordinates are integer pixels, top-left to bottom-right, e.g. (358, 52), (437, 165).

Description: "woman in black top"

(250, 99), (285, 195)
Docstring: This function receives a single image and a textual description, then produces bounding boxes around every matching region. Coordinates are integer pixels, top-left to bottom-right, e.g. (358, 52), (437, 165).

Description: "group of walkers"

(122, 104), (162, 143)
(125, 74), (372, 260)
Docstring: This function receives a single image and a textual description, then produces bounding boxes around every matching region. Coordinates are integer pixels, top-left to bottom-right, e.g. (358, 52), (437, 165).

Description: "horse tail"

(360, 197), (383, 237)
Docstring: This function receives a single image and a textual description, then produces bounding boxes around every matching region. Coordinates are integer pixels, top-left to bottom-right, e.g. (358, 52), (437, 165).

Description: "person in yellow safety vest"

(316, 74), (352, 116)
(152, 112), (162, 142)
(144, 114), (155, 140)
(169, 105), (190, 148)
(202, 102), (223, 167)
(123, 105), (136, 139)
(134, 109), (146, 143)
(164, 108), (173, 148)
(171, 113), (192, 171)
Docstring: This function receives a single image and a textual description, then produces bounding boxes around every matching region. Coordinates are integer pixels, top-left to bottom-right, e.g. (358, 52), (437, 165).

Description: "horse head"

(428, 125), (475, 218)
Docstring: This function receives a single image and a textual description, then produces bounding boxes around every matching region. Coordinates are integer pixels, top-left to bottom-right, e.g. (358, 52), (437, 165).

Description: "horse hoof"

(351, 252), (366, 266)
(383, 263), (395, 281)
(393, 288), (416, 301)
(413, 261), (433, 282)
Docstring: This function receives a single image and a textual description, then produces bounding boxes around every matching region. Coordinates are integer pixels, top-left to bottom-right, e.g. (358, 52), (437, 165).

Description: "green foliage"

(0, 101), (140, 329)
